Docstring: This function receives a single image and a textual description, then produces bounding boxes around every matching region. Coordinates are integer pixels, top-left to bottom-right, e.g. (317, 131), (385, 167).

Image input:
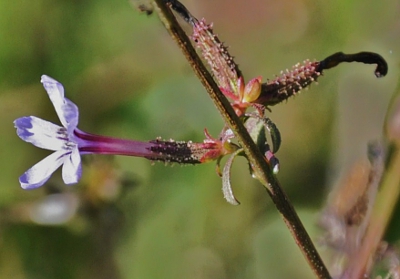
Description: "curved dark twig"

(317, 51), (388, 78)
(163, 0), (197, 25)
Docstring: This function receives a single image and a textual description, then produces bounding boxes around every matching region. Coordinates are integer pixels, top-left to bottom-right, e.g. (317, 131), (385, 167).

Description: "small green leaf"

(222, 149), (242, 205)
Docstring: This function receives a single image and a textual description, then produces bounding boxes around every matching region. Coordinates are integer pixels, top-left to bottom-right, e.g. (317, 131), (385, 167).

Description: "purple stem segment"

(74, 129), (214, 164)
(75, 129), (158, 157)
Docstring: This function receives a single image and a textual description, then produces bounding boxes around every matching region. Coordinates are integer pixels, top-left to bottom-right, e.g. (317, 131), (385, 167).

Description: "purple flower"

(15, 75), (82, 189)
(15, 75), (226, 189)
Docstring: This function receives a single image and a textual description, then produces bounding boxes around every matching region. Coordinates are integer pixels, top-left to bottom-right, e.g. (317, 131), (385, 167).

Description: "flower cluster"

(16, 1), (388, 207)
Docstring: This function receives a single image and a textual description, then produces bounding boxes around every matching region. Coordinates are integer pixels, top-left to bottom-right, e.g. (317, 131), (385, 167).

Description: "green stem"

(151, 1), (331, 278)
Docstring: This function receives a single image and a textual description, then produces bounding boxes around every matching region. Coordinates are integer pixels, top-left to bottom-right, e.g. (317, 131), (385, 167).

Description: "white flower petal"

(61, 97), (79, 134)
(14, 116), (67, 151)
(41, 75), (79, 133)
(41, 75), (65, 110)
(62, 147), (82, 184)
(19, 150), (66, 189)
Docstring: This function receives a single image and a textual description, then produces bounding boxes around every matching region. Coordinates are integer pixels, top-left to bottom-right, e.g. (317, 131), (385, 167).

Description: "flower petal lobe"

(15, 116), (66, 151)
(41, 75), (79, 133)
(62, 148), (82, 184)
(20, 150), (66, 189)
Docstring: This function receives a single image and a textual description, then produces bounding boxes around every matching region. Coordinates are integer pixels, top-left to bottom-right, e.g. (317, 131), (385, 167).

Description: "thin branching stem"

(151, 1), (331, 278)
(341, 80), (400, 279)
(342, 145), (400, 279)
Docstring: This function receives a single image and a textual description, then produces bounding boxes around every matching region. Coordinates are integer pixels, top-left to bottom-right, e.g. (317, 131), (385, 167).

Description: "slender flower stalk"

(14, 75), (235, 189)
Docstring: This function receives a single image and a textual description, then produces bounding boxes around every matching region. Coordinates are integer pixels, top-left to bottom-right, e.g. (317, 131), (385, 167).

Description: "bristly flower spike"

(254, 59), (321, 107)
(190, 18), (270, 117)
(14, 75), (237, 189)
(165, 0), (242, 94)
(191, 19), (242, 94)
(256, 52), (388, 107)
(166, 2), (265, 117)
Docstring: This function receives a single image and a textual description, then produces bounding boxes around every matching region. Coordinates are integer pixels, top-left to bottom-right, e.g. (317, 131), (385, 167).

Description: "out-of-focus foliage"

(0, 0), (398, 278)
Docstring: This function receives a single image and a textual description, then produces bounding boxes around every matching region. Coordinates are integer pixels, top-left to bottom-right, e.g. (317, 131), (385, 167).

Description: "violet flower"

(15, 75), (230, 190)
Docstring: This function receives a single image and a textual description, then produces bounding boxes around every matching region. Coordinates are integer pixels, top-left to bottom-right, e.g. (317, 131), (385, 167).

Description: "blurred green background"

(0, 0), (398, 278)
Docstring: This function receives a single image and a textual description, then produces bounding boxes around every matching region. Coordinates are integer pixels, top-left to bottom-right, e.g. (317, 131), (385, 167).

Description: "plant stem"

(151, 0), (331, 278)
(341, 83), (400, 279)
(342, 145), (400, 279)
